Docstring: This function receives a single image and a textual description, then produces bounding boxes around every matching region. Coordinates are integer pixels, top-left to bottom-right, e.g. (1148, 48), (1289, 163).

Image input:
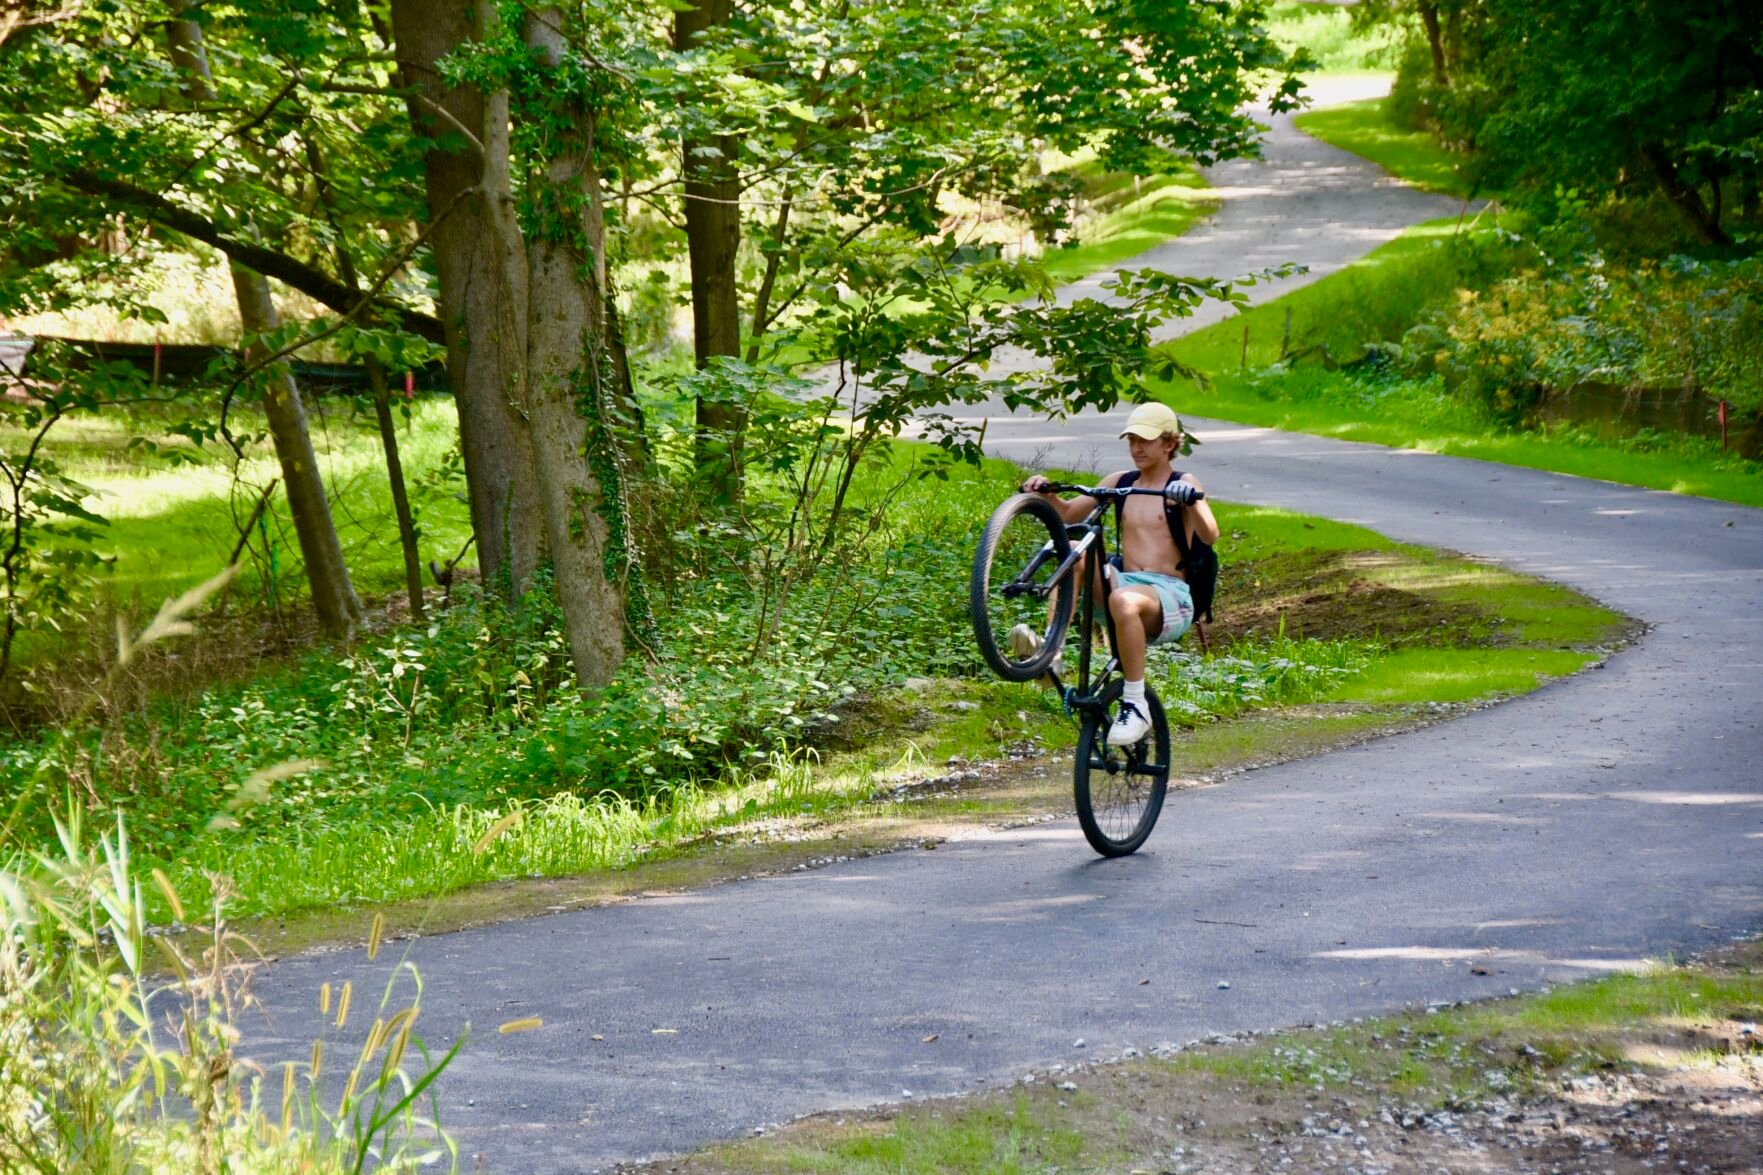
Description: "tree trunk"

(304, 133), (424, 622)
(1417, 0), (1448, 86)
(603, 274), (652, 477)
(520, 10), (632, 686)
(167, 1), (362, 637)
(368, 359), (425, 620)
(391, 0), (545, 597)
(674, 0), (745, 499)
(231, 269), (364, 635)
(1643, 142), (1733, 246)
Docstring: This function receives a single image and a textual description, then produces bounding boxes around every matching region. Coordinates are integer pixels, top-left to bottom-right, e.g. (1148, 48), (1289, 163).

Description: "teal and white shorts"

(1112, 570), (1195, 646)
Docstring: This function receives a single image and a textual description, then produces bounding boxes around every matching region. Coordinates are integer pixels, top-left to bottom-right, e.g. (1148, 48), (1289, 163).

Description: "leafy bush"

(1400, 252), (1763, 421)
(1291, 229), (1520, 364)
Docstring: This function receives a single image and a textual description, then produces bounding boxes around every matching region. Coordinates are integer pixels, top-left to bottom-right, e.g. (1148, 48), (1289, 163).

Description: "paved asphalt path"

(233, 84), (1763, 1171)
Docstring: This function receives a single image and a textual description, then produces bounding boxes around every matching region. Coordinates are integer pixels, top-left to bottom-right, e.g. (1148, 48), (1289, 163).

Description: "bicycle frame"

(1036, 500), (1122, 718)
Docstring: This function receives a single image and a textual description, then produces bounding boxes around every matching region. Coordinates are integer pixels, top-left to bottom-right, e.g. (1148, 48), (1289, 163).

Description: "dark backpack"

(1114, 469), (1219, 626)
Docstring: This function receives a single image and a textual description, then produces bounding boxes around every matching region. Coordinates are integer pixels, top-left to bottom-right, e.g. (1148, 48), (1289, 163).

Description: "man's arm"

(1019, 471), (1122, 523)
(1175, 474), (1221, 545)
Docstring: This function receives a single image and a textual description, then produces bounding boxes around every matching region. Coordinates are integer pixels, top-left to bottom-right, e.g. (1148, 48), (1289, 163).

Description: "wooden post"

(1280, 307), (1292, 361)
(1718, 399), (1729, 450)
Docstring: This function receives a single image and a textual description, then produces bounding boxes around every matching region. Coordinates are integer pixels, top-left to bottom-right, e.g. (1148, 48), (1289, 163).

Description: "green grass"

(1295, 97), (1478, 199)
(1159, 222), (1763, 509)
(1035, 159), (1217, 284)
(769, 1094), (1094, 1174)
(1329, 647), (1598, 704)
(17, 397), (471, 663)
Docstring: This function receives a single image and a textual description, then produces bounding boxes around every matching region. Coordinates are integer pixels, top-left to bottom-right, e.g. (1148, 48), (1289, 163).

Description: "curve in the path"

(232, 87), (1763, 1173)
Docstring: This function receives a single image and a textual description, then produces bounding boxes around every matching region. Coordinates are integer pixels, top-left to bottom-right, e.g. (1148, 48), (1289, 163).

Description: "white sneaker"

(1107, 699), (1151, 746)
(1007, 623), (1064, 686)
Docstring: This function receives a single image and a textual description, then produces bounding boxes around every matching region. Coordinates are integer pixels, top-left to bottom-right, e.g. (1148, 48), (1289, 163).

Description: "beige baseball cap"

(1118, 400), (1181, 440)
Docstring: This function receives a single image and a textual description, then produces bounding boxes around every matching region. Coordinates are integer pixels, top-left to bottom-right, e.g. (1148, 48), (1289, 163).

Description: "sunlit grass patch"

(28, 397), (473, 640)
(1265, 3), (1403, 74)
(1327, 648), (1598, 704)
(1296, 97), (1477, 199)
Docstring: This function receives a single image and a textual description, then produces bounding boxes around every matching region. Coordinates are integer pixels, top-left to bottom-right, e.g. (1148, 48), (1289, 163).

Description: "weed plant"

(1152, 629), (1372, 726)
(0, 572), (458, 1172)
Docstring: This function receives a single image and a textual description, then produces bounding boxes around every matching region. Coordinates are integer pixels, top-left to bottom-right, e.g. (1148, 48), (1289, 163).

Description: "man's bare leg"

(1106, 585), (1162, 745)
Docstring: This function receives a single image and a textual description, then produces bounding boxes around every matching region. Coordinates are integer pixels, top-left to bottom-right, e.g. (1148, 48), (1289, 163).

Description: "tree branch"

(214, 182), (479, 455)
(59, 169), (446, 343)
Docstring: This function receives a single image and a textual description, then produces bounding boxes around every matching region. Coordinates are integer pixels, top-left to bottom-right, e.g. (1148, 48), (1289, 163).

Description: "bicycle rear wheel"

(1074, 680), (1171, 857)
(970, 493), (1076, 682)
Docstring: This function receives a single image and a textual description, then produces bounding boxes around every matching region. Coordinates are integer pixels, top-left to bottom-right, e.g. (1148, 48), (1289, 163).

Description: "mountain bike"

(970, 481), (1203, 857)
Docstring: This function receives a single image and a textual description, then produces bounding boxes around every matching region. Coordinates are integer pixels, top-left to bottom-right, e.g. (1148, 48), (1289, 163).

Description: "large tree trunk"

(674, 0), (746, 500)
(167, 2), (362, 637)
(391, 0), (545, 597)
(520, 10), (632, 686)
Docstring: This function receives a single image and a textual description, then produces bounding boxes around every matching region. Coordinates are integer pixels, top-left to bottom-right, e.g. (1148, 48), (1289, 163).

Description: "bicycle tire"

(970, 493), (1076, 683)
(1074, 679), (1171, 857)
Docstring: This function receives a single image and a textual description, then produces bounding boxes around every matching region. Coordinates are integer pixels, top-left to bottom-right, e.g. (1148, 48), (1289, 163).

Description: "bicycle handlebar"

(1037, 481), (1205, 502)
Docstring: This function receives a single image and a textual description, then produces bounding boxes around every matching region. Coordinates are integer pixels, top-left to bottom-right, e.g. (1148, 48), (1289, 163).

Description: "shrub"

(1401, 252), (1763, 421)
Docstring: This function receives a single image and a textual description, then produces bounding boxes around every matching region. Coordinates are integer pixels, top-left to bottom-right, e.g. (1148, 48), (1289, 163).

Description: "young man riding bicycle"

(1012, 400), (1220, 748)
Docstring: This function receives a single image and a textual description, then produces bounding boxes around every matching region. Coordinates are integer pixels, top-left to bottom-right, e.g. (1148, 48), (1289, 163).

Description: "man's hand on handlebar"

(1163, 479), (1201, 506)
(1019, 474), (1055, 495)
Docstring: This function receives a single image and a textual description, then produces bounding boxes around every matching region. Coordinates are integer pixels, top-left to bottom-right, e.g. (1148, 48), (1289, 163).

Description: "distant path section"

(228, 83), (1763, 1174)
(991, 74), (1471, 368)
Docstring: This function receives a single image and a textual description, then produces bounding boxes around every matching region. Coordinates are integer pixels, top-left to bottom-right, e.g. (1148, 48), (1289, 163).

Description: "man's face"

(1127, 433), (1175, 469)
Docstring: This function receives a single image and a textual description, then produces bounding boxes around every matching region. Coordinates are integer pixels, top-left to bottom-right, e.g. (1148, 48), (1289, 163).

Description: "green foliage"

(1154, 633), (1374, 726)
(1377, 0), (1762, 243)
(1401, 252), (1763, 418)
(0, 808), (458, 1172)
(0, 575), (457, 1173)
(1264, 2), (1405, 73)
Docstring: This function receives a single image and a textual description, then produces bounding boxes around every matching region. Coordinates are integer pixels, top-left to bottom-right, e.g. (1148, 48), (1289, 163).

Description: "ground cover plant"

(0, 578), (460, 1172)
(640, 940), (1763, 1174)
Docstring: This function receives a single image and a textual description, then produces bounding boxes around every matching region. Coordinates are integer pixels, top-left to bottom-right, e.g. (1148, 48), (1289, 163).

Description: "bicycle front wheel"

(1074, 680), (1171, 857)
(970, 493), (1076, 682)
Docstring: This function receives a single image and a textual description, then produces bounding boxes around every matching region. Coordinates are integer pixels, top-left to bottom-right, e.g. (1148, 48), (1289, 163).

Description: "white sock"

(1121, 679), (1146, 709)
